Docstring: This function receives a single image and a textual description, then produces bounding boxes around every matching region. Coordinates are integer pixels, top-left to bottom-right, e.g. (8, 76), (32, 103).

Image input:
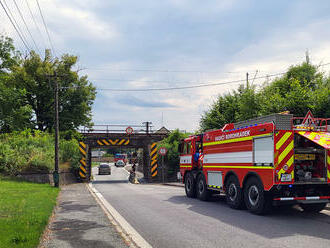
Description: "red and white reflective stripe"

(274, 196), (330, 201)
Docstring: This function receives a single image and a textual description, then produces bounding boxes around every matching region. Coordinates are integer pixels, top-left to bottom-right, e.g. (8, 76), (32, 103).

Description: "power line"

(35, 0), (55, 55)
(85, 67), (253, 74)
(0, 0), (31, 51)
(2, 0), (31, 50)
(12, 0), (40, 53)
(2, 0), (28, 50)
(85, 61), (330, 75)
(25, 0), (45, 51)
(62, 72), (286, 92)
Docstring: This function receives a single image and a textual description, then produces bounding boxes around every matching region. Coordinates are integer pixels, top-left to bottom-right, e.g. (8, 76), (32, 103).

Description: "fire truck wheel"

(244, 177), (271, 215)
(185, 172), (197, 198)
(225, 175), (244, 209)
(300, 203), (327, 213)
(196, 174), (211, 201)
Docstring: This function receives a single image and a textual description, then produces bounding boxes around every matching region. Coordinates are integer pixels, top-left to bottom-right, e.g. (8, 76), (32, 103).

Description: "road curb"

(162, 183), (184, 188)
(86, 183), (152, 248)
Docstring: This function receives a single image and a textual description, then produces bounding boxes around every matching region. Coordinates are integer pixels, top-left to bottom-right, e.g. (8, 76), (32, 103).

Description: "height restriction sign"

(158, 147), (168, 156)
(126, 126), (134, 135)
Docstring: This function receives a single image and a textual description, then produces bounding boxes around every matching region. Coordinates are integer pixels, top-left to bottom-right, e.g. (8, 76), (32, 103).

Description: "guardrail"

(79, 124), (154, 134)
(292, 118), (330, 132)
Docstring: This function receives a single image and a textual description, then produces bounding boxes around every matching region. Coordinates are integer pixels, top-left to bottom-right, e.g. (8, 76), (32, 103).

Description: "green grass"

(0, 177), (59, 248)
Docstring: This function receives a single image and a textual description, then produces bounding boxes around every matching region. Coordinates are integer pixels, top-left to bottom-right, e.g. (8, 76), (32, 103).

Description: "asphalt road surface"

(92, 165), (330, 248)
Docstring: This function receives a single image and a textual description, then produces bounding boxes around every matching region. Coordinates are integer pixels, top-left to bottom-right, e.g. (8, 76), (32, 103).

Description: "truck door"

(179, 140), (193, 168)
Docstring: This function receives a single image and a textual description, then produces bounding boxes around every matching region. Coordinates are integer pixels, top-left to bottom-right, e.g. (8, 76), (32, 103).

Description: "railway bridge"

(78, 122), (169, 182)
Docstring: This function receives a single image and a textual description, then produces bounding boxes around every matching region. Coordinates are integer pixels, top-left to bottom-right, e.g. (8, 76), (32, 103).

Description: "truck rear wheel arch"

(224, 171), (239, 190)
(243, 172), (265, 191)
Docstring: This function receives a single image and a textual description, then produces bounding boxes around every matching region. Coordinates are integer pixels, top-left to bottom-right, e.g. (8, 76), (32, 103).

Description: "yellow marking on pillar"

(78, 141), (87, 179)
(150, 148), (157, 157)
(102, 139), (110, 145)
(150, 142), (158, 177)
(118, 139), (126, 145)
(97, 140), (103, 146)
(151, 159), (157, 166)
(152, 171), (158, 177)
(80, 166), (87, 173)
(79, 171), (86, 178)
(124, 139), (130, 145)
(276, 132), (292, 150)
(80, 159), (86, 166)
(151, 165), (157, 173)
(79, 147), (87, 156)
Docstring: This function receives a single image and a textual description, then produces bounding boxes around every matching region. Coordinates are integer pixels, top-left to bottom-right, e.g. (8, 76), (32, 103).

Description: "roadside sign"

(158, 147), (168, 156)
(126, 126), (134, 135)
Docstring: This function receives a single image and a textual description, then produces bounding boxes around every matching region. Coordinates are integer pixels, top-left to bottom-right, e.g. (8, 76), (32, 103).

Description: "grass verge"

(0, 176), (59, 248)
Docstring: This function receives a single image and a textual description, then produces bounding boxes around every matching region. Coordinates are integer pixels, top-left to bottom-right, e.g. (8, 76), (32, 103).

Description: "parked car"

(98, 163), (111, 175)
(115, 160), (125, 167)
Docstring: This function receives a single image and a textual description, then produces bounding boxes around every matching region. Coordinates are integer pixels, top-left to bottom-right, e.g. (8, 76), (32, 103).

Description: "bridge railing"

(79, 124), (154, 134)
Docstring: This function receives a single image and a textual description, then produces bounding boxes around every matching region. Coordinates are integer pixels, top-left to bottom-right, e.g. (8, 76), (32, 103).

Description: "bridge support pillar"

(142, 143), (151, 182)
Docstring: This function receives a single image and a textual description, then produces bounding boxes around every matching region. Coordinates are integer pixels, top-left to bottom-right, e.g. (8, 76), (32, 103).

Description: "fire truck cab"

(179, 112), (330, 214)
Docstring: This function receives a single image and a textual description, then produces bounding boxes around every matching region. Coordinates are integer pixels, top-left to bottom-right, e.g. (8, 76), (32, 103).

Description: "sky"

(1, 0), (330, 132)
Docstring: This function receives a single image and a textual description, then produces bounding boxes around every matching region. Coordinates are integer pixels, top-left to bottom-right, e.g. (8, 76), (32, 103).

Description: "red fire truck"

(179, 112), (330, 214)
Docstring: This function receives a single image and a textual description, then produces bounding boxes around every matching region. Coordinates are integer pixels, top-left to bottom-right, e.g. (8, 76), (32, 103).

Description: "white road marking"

(87, 183), (152, 248)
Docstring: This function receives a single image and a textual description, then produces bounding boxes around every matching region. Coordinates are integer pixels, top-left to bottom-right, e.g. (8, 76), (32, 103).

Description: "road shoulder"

(40, 183), (130, 248)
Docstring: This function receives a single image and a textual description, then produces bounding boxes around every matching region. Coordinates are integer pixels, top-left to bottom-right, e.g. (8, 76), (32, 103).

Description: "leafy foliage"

(200, 62), (330, 131)
(0, 130), (80, 175)
(0, 36), (32, 132)
(0, 35), (96, 133)
(158, 130), (189, 172)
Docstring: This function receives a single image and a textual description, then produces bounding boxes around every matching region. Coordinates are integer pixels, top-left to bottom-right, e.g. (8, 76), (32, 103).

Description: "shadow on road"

(51, 218), (115, 248)
(166, 194), (330, 240)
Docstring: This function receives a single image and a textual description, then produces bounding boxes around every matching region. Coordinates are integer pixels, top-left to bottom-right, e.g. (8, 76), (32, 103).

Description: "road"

(92, 164), (330, 248)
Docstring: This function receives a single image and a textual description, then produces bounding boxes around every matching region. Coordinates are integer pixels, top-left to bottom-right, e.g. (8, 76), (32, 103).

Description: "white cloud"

(2, 1), (330, 132)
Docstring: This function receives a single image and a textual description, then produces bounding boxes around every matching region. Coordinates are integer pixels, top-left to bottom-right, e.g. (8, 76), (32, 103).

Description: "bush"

(158, 130), (189, 172)
(0, 130), (80, 175)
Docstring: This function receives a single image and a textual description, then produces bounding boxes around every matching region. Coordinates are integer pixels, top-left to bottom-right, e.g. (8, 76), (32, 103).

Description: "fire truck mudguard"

(179, 112), (330, 214)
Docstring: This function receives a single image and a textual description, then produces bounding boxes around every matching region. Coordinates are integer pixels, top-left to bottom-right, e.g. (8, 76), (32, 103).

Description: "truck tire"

(300, 203), (327, 213)
(244, 177), (271, 215)
(196, 174), (211, 201)
(185, 172), (196, 198)
(225, 175), (244, 209)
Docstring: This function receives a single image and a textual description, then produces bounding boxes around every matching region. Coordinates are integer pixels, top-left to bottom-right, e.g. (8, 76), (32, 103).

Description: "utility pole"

(246, 72), (249, 89)
(53, 73), (59, 187)
(305, 49), (310, 64)
(143, 121), (152, 135)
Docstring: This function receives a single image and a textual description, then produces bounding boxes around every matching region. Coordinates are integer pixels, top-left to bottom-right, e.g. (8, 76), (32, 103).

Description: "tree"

(0, 35), (20, 74)
(159, 129), (189, 172)
(0, 36), (32, 132)
(11, 50), (96, 131)
(200, 61), (329, 131)
(200, 85), (260, 131)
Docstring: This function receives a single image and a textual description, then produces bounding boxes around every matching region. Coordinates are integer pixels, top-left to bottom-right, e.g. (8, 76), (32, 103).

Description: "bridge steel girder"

(79, 133), (167, 182)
